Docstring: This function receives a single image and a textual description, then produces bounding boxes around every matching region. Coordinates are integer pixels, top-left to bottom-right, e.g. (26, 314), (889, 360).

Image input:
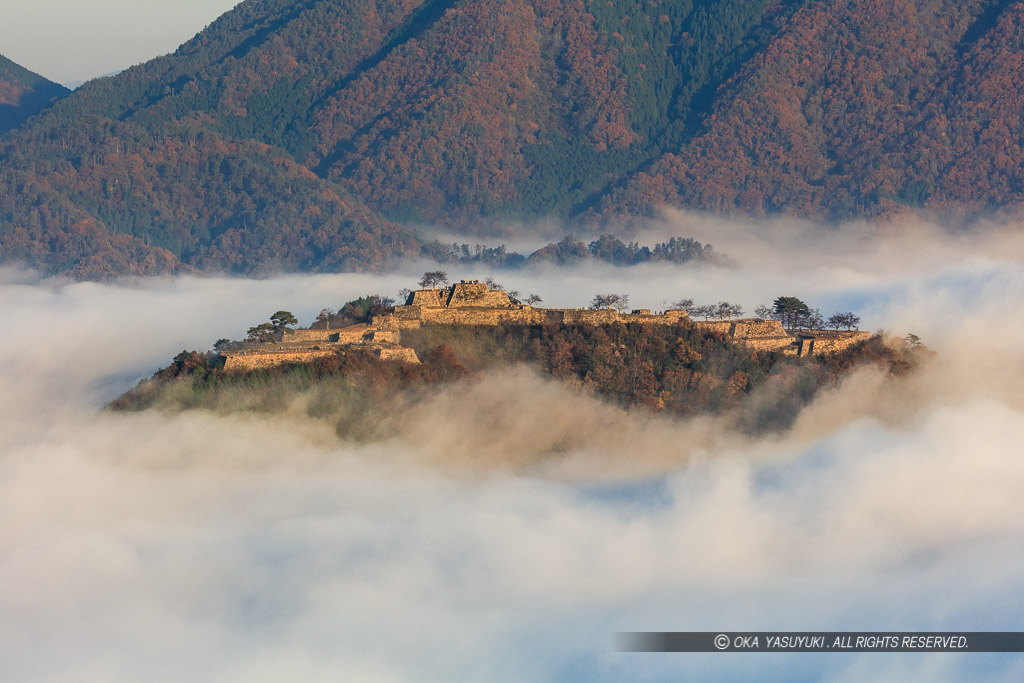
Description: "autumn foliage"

(4, 1), (1024, 277)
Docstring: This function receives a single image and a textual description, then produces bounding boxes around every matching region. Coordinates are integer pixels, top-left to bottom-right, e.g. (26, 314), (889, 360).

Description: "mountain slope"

(0, 0), (425, 277)
(594, 0), (1024, 221)
(0, 54), (69, 135)
(3, 0), (1024, 277)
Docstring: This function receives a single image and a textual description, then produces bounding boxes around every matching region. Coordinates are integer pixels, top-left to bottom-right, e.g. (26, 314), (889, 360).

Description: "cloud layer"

(2, 225), (1024, 681)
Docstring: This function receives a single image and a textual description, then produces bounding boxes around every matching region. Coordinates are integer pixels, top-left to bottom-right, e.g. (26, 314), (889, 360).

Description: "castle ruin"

(221, 280), (870, 371)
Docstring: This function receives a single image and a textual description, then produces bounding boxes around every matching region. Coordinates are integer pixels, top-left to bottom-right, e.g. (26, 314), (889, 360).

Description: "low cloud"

(1, 220), (1024, 681)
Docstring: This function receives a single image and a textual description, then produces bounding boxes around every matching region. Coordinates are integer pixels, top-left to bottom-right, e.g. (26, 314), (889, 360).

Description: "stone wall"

(446, 282), (513, 307)
(224, 349), (337, 371)
(408, 282), (513, 308)
(409, 289), (446, 307)
(805, 331), (872, 355)
(731, 319), (787, 338)
(280, 329), (334, 343)
(419, 305), (540, 326)
(745, 337), (799, 354)
(390, 304), (689, 328)
(376, 347), (420, 363)
(276, 325), (374, 344)
(225, 295), (864, 374)
(224, 341), (420, 371)
(558, 308), (620, 324)
(622, 309), (689, 324)
(367, 329), (399, 344)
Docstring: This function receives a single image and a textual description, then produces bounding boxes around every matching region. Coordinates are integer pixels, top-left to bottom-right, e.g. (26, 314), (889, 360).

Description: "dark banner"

(618, 632), (1024, 653)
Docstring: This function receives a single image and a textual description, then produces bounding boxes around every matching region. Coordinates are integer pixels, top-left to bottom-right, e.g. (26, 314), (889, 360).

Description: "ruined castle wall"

(410, 289), (446, 307)
(371, 313), (402, 330)
(744, 337), (799, 353)
(367, 329), (400, 344)
(419, 306), (542, 326)
(808, 331), (872, 355)
(731, 319), (787, 339)
(278, 329), (333, 343)
(390, 306), (691, 328)
(224, 349), (337, 372)
(376, 347), (420, 363)
(560, 309), (620, 324)
(446, 283), (513, 308)
(620, 309), (689, 324)
(278, 326), (370, 345)
(333, 325), (374, 343)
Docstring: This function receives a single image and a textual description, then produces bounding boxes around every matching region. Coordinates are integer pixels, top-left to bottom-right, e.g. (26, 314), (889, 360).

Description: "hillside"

(3, 0), (1024, 276)
(110, 315), (922, 441)
(0, 54), (68, 135)
(594, 0), (1024, 221)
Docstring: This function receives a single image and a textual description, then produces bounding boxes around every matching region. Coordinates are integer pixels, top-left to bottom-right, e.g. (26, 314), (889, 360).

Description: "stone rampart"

(276, 324), (374, 344)
(408, 282), (514, 309)
(224, 349), (337, 372)
(559, 308), (620, 324)
(693, 321), (733, 335)
(418, 305), (540, 326)
(806, 331), (872, 355)
(731, 319), (787, 338)
(391, 304), (689, 328)
(280, 329), (334, 343)
(744, 337), (799, 354)
(367, 329), (400, 344)
(622, 309), (689, 324)
(446, 282), (513, 307)
(409, 289), (446, 307)
(224, 293), (864, 373)
(376, 347), (420, 363)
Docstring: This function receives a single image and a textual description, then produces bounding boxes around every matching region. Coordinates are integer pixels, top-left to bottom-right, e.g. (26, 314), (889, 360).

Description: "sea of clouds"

(2, 216), (1024, 681)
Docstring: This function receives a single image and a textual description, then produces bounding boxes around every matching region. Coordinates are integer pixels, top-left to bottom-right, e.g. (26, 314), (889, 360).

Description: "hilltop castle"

(222, 280), (869, 371)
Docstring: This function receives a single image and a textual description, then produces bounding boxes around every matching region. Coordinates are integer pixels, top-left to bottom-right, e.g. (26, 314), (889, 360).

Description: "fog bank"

(2, 224), (1024, 681)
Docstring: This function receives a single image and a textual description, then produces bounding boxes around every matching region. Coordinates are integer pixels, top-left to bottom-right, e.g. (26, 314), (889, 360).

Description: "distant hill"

(2, 0), (1024, 277)
(0, 54), (68, 135)
(63, 71), (123, 91)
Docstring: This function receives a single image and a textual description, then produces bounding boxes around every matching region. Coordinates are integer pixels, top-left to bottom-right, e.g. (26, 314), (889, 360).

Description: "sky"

(2, 218), (1024, 680)
(0, 0), (242, 85)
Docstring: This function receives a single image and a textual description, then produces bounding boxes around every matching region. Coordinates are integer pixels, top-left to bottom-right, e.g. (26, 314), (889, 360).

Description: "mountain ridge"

(2, 0), (1024, 278)
(0, 54), (69, 135)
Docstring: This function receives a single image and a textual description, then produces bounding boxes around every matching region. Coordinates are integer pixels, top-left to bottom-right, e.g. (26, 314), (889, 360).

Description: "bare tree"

(418, 271), (449, 289)
(672, 297), (695, 312)
(397, 288), (412, 304)
(796, 308), (824, 331)
(690, 304), (716, 321)
(754, 304), (772, 321)
(810, 308), (825, 330)
(590, 293), (630, 312)
(525, 294), (543, 306)
(714, 301), (744, 320)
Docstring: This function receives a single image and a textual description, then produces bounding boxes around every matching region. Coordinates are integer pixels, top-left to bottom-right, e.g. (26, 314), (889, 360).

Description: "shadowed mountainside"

(0, 54), (69, 135)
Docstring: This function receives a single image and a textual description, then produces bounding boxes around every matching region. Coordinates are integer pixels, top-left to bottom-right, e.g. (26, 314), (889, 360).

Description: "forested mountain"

(2, 0), (1024, 277)
(0, 55), (68, 135)
(594, 0), (1024, 221)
